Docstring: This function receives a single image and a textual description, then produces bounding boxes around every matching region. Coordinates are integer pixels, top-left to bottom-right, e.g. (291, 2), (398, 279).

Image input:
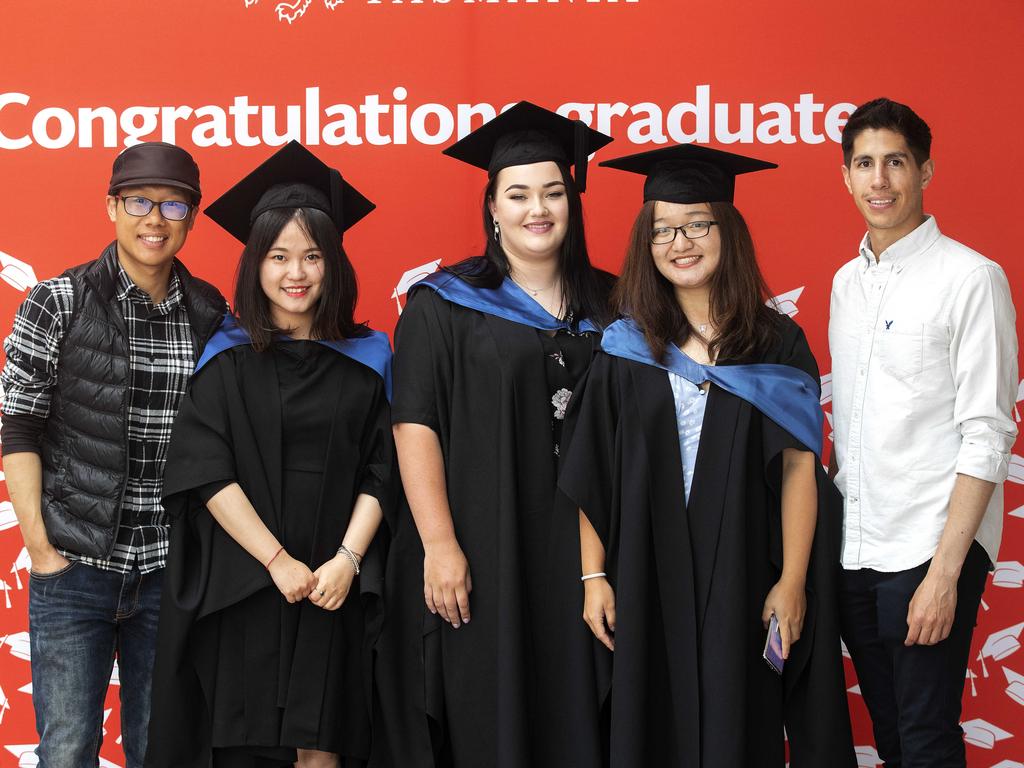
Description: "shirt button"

(850, 496), (858, 503)
(858, 369), (865, 376)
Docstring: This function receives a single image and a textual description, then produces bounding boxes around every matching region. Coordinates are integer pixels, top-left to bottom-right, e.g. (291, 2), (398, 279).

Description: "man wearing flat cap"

(1, 142), (226, 766)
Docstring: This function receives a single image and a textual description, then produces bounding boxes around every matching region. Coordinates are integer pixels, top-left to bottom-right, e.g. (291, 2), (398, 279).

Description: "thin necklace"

(510, 271), (559, 297)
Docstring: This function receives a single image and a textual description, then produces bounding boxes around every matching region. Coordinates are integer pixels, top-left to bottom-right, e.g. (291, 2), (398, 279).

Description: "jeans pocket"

(30, 560), (79, 581)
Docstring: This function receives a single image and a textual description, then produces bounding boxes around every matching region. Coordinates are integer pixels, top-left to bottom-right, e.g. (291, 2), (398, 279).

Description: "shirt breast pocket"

(877, 322), (950, 380)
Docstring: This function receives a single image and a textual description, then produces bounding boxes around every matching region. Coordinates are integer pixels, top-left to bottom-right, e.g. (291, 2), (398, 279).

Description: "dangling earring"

(493, 219), (501, 242)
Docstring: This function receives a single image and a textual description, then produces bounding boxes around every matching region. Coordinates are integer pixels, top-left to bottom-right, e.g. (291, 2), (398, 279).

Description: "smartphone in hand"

(763, 613), (784, 675)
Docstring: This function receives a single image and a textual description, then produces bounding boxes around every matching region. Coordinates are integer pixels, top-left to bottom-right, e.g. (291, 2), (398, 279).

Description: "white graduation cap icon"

(4, 744), (40, 767)
(1003, 667), (1024, 706)
(1010, 504), (1024, 520)
(10, 547), (31, 590)
(961, 718), (1012, 749)
(0, 684), (9, 724)
(769, 286), (804, 318)
(0, 251), (38, 293)
(0, 501), (18, 531)
(840, 639), (851, 659)
(847, 683), (862, 695)
(1, 631), (30, 660)
(391, 260), (441, 315)
(991, 761), (1024, 768)
(18, 681), (31, 694)
(854, 744), (882, 768)
(0, 580), (12, 609)
(966, 667), (979, 697)
(993, 561), (1024, 589)
(1009, 454), (1024, 485)
(819, 372), (833, 406)
(982, 623), (1024, 662)
(110, 659), (120, 686)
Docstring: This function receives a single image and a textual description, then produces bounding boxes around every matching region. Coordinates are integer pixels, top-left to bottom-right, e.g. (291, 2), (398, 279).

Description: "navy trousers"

(839, 540), (989, 768)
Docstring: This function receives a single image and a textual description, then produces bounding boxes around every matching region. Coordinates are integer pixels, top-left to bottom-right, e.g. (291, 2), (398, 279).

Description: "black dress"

(558, 316), (856, 768)
(147, 341), (394, 768)
(372, 284), (605, 768)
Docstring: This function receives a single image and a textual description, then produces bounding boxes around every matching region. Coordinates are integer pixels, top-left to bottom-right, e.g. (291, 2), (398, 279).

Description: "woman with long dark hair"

(372, 102), (613, 768)
(147, 142), (394, 768)
(559, 144), (856, 767)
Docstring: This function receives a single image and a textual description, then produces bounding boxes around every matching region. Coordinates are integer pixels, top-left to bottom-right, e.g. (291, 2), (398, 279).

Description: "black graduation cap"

(442, 101), (613, 192)
(205, 140), (375, 243)
(599, 144), (777, 204)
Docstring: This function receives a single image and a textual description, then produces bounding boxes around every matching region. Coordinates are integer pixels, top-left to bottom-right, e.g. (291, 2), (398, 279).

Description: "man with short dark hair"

(829, 98), (1018, 767)
(1, 142), (226, 766)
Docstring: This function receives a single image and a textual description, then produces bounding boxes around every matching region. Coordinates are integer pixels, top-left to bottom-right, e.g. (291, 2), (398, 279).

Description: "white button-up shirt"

(829, 216), (1018, 571)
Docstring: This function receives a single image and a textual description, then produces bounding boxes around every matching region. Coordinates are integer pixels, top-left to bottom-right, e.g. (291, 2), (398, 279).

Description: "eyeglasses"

(650, 221), (718, 244)
(116, 195), (192, 221)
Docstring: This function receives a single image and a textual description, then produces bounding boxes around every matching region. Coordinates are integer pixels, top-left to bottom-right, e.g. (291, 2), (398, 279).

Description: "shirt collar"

(858, 215), (942, 269)
(115, 263), (183, 314)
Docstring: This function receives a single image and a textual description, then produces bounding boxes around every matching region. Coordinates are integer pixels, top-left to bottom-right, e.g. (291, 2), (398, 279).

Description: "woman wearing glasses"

(373, 103), (612, 768)
(147, 142), (394, 768)
(558, 145), (855, 767)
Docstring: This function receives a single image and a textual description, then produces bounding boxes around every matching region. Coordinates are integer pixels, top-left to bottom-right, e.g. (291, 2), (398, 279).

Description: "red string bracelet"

(265, 546), (284, 570)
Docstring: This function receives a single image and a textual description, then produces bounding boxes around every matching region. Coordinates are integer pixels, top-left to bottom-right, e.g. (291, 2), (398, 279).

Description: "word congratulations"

(0, 86), (854, 151)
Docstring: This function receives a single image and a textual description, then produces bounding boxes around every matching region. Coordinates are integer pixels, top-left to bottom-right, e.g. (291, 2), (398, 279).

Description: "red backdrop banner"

(1, 1), (1021, 765)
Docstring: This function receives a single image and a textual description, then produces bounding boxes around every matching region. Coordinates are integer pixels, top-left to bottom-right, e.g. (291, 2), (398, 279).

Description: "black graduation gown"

(558, 316), (856, 768)
(371, 285), (605, 768)
(146, 342), (395, 768)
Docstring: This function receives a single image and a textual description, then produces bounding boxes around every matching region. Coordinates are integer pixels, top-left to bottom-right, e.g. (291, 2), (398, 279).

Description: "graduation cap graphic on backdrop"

(443, 101), (613, 192)
(205, 140), (375, 244)
(981, 622), (1024, 662)
(993, 560), (1024, 589)
(600, 143), (777, 204)
(392, 260), (442, 315)
(960, 718), (1013, 749)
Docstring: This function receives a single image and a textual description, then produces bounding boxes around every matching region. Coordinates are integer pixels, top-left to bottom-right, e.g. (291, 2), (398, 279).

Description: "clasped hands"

(267, 550), (357, 611)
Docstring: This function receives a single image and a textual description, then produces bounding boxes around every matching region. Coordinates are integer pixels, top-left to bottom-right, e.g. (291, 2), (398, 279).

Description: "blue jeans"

(28, 562), (163, 768)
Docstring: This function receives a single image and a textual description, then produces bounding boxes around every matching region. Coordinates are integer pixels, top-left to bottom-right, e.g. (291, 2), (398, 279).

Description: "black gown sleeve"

(558, 352), (620, 546)
(758, 319), (855, 767)
(357, 379), (397, 516)
(761, 317), (823, 477)
(162, 357), (238, 513)
(391, 288), (452, 431)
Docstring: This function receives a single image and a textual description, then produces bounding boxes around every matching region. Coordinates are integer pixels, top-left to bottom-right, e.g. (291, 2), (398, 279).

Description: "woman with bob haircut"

(558, 144), (855, 767)
(372, 102), (613, 768)
(147, 141), (394, 768)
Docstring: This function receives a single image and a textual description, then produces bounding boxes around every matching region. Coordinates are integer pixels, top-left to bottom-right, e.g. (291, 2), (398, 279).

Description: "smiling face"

(841, 127), (934, 255)
(488, 161), (569, 264)
(259, 215), (325, 338)
(650, 201), (721, 299)
(106, 184), (196, 271)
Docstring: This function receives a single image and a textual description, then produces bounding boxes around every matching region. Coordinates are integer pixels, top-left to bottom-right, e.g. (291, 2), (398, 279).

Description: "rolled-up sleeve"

(950, 264), (1019, 483)
(1, 278), (73, 419)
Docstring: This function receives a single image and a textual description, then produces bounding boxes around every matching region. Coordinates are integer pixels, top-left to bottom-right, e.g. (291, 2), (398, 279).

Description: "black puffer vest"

(40, 243), (225, 558)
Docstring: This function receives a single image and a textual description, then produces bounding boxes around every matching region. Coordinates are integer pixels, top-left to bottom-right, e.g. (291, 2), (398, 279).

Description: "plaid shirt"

(2, 265), (198, 573)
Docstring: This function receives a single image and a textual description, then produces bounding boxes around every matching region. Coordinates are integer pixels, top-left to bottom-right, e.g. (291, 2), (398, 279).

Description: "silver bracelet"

(337, 544), (361, 576)
(580, 572), (607, 582)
